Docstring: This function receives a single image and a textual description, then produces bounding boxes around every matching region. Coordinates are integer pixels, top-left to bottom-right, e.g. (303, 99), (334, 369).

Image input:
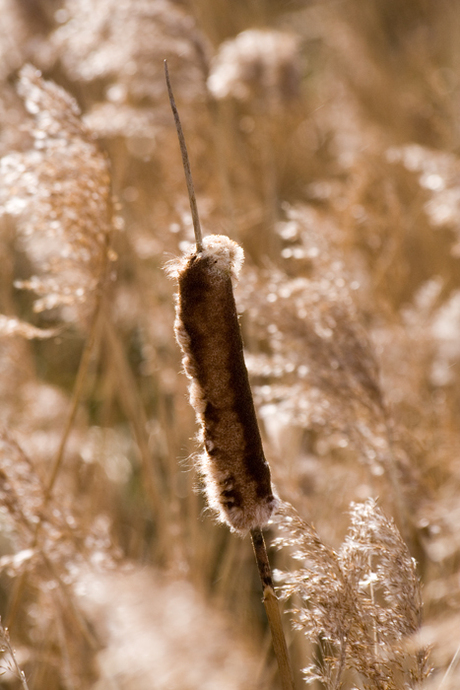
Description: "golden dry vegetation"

(0, 1), (459, 688)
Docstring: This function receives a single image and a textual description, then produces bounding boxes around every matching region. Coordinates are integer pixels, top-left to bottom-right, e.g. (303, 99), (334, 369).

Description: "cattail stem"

(164, 59), (203, 252)
(250, 528), (296, 690)
(166, 63), (292, 687)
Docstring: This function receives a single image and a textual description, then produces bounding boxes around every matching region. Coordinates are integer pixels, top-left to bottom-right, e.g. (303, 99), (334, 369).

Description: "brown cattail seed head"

(168, 235), (276, 533)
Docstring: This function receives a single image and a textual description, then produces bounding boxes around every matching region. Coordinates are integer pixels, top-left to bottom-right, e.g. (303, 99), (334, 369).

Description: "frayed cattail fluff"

(168, 235), (276, 533)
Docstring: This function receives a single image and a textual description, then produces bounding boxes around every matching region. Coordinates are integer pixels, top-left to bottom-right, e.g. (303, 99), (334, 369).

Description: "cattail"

(165, 63), (293, 690)
(168, 236), (276, 533)
(164, 60), (276, 534)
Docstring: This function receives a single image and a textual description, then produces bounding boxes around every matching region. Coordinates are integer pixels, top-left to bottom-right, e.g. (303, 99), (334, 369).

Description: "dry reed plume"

(274, 500), (430, 689)
(0, 617), (29, 689)
(0, 64), (112, 327)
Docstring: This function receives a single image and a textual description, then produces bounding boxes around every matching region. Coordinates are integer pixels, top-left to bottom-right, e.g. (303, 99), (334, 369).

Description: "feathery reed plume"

(0, 67), (116, 647)
(0, 429), (105, 679)
(0, 65), (115, 518)
(274, 499), (430, 689)
(0, 64), (112, 328)
(0, 618), (29, 690)
(207, 29), (300, 105)
(165, 62), (294, 690)
(207, 29), (301, 256)
(52, 0), (208, 105)
(0, 430), (113, 588)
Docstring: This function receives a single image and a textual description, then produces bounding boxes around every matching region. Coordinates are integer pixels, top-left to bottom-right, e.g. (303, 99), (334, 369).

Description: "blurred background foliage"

(0, 0), (459, 688)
